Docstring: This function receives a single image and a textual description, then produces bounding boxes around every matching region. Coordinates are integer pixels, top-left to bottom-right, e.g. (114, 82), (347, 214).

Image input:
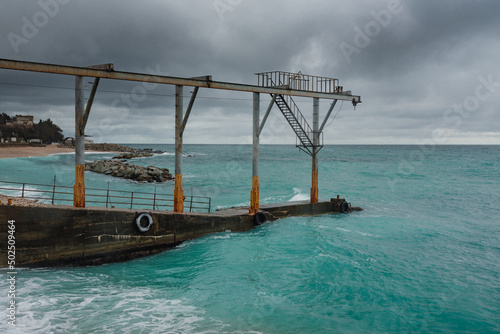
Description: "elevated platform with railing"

(256, 71), (344, 94)
(254, 71), (344, 156)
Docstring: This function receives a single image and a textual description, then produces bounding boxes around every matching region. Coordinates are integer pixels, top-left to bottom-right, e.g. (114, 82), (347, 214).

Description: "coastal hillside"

(0, 113), (63, 144)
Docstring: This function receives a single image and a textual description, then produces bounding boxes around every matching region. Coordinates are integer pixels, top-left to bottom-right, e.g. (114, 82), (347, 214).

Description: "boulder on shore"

(85, 160), (173, 183)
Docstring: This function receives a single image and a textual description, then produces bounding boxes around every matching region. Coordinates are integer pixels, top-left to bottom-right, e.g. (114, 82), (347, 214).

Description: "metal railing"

(0, 180), (211, 213)
(256, 71), (344, 94)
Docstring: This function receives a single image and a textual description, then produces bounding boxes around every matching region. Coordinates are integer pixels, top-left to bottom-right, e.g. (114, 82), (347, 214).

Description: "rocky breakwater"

(85, 160), (173, 183)
(58, 143), (164, 156)
(112, 152), (154, 160)
(58, 143), (134, 152)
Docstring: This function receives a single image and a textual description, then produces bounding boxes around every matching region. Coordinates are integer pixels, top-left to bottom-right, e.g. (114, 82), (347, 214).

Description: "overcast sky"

(1, 0), (499, 144)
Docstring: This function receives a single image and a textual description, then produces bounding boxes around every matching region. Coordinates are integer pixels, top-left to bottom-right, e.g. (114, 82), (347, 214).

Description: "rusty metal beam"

(0, 58), (361, 102)
(87, 63), (114, 71)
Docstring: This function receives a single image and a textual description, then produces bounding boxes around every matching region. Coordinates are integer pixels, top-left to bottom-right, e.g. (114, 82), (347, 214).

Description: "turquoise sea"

(1, 144), (499, 333)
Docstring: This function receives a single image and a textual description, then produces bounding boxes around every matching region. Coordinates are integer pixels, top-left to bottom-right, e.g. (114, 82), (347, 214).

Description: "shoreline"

(0, 144), (119, 160)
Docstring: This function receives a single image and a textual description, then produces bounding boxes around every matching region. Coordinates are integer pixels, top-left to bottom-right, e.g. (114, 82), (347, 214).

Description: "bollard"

(8, 198), (13, 205)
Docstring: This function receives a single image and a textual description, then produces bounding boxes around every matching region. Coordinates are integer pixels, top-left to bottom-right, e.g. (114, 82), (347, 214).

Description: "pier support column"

(74, 76), (85, 207)
(174, 85), (184, 213)
(250, 92), (260, 214)
(311, 97), (319, 203)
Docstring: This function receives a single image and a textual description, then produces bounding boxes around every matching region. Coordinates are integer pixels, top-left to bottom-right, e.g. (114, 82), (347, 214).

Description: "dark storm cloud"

(0, 0), (499, 144)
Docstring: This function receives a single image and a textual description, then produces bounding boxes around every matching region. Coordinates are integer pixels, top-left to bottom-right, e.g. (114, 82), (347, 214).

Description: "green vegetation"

(0, 113), (64, 144)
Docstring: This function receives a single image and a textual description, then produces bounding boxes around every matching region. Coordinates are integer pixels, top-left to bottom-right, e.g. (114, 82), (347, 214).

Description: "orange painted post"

(174, 174), (184, 212)
(250, 92), (260, 214)
(74, 75), (86, 207)
(174, 85), (184, 213)
(250, 176), (259, 214)
(311, 97), (319, 203)
(74, 164), (85, 207)
(311, 166), (318, 203)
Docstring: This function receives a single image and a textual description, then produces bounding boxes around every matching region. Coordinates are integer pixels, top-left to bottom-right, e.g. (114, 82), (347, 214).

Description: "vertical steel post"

(74, 76), (85, 207)
(106, 183), (110, 208)
(250, 92), (260, 214)
(311, 97), (319, 203)
(51, 175), (56, 205)
(153, 187), (157, 210)
(174, 85), (184, 213)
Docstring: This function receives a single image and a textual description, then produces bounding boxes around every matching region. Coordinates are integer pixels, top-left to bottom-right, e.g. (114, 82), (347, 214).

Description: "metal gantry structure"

(0, 59), (361, 214)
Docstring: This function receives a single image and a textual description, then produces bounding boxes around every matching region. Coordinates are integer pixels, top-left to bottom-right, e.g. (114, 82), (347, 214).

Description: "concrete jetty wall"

(0, 199), (347, 267)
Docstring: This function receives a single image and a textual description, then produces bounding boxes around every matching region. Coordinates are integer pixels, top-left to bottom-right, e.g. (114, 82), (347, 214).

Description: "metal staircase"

(273, 94), (321, 156)
(256, 71), (326, 156)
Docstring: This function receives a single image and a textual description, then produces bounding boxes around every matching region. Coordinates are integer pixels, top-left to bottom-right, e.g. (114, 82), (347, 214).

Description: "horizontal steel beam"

(0, 58), (361, 102)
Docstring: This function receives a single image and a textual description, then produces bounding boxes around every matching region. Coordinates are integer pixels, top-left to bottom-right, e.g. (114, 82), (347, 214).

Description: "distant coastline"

(0, 143), (133, 160)
(0, 144), (76, 159)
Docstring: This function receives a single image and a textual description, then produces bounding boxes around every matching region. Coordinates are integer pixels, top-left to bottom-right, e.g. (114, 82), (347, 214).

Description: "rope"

(324, 100), (344, 129)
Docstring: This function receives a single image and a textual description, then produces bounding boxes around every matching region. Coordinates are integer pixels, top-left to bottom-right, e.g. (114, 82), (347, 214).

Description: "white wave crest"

(288, 188), (309, 202)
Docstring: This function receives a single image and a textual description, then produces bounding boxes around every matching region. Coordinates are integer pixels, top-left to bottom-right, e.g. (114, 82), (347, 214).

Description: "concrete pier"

(0, 198), (354, 267)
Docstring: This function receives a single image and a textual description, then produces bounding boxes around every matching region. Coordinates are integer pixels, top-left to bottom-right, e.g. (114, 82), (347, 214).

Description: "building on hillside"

(14, 115), (34, 126)
(4, 137), (24, 143)
(63, 137), (75, 145)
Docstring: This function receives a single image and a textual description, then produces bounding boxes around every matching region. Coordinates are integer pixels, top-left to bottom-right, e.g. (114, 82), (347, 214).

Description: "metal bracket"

(180, 86), (199, 136)
(318, 99), (338, 134)
(257, 94), (277, 137)
(78, 64), (113, 135)
(79, 77), (100, 135)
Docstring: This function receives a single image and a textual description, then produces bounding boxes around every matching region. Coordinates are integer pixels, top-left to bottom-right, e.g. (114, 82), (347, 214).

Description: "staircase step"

(274, 94), (316, 149)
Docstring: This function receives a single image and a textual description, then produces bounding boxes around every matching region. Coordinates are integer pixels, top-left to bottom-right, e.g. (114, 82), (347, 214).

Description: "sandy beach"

(0, 144), (124, 160)
(0, 144), (77, 159)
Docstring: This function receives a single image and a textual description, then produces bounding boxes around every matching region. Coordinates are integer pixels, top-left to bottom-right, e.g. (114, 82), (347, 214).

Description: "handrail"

(282, 94), (314, 136)
(0, 180), (211, 213)
(256, 71), (343, 94)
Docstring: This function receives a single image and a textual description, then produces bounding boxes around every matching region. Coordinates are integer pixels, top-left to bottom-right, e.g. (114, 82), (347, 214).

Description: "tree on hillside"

(0, 113), (12, 125)
(35, 118), (64, 144)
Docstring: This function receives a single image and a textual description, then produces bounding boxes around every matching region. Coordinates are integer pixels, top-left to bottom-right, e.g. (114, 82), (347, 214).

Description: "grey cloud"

(0, 0), (499, 144)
